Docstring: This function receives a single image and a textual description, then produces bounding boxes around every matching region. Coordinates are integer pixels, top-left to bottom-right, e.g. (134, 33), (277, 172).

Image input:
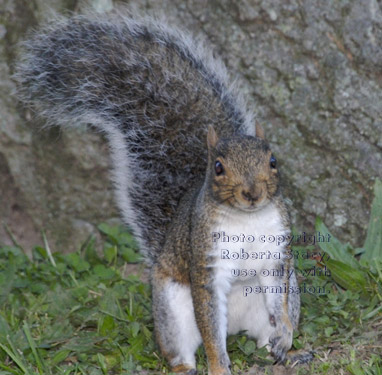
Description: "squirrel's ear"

(255, 122), (265, 139)
(207, 125), (219, 149)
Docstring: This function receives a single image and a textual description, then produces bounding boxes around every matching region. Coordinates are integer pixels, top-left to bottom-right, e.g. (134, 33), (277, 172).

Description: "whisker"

(217, 183), (241, 189)
(220, 195), (234, 204)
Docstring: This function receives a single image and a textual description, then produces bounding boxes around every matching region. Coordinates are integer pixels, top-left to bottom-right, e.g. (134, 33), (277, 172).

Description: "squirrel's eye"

(215, 161), (224, 176)
(270, 155), (277, 169)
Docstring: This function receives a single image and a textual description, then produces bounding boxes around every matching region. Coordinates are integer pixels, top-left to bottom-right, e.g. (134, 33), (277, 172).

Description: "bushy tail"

(15, 12), (254, 263)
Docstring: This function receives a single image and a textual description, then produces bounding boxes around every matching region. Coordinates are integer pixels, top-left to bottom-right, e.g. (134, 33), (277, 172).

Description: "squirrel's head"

(206, 125), (279, 212)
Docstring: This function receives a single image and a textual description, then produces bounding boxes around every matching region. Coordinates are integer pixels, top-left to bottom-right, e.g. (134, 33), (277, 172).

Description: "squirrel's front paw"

(269, 324), (293, 363)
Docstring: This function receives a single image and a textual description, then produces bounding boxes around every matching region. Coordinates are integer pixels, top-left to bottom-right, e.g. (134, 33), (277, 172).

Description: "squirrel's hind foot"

(284, 350), (316, 365)
(171, 364), (197, 374)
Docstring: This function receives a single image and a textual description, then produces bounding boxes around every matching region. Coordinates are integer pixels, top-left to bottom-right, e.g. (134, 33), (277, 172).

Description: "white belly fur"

(209, 202), (290, 342)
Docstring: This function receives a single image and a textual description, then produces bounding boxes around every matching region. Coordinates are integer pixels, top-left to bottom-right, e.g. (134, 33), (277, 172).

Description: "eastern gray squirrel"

(15, 11), (301, 375)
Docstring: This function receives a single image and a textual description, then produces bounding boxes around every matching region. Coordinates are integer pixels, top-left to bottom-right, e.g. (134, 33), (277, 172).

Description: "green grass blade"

(22, 322), (44, 374)
(0, 362), (22, 375)
(0, 341), (30, 375)
(325, 259), (368, 293)
(315, 217), (359, 269)
(97, 353), (107, 375)
(361, 304), (382, 320)
(361, 179), (382, 269)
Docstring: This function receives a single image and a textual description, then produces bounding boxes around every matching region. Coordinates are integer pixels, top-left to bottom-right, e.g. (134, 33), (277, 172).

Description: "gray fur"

(14, 12), (255, 263)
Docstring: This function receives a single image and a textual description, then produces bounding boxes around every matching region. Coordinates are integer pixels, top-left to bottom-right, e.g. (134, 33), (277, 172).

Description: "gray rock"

(1, 0), (380, 252)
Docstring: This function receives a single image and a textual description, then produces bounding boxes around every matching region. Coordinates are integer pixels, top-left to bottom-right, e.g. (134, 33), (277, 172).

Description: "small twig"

(362, 345), (382, 348)
(290, 360), (299, 368)
(3, 222), (24, 251)
(42, 230), (56, 267)
(89, 290), (103, 297)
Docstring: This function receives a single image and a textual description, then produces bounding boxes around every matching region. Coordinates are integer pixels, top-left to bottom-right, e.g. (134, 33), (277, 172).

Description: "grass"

(0, 180), (381, 374)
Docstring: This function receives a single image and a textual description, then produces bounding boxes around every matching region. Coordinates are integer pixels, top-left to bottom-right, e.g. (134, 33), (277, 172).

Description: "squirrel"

(15, 11), (301, 375)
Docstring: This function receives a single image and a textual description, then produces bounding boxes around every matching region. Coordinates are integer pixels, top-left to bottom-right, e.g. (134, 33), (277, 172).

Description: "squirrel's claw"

(269, 326), (293, 363)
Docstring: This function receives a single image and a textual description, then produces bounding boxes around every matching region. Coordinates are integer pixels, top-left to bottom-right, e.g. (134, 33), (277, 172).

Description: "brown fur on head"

(206, 126), (279, 212)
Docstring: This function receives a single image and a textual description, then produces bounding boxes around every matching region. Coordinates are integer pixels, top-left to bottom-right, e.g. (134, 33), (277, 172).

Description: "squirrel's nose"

(241, 190), (259, 203)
